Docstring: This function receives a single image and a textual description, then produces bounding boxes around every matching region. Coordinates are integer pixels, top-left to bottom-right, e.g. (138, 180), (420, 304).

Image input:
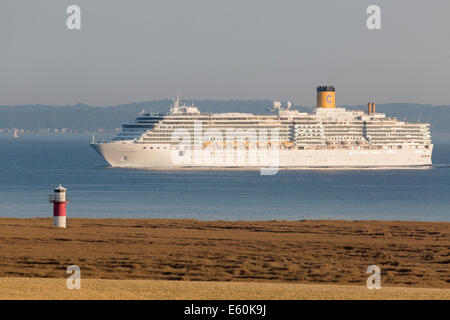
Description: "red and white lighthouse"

(49, 184), (68, 228)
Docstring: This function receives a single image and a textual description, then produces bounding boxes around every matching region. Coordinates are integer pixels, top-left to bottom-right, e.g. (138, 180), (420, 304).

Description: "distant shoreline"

(1, 101), (450, 138)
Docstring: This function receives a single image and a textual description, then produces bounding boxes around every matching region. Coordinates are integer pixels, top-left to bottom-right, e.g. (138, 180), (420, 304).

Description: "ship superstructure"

(91, 87), (433, 168)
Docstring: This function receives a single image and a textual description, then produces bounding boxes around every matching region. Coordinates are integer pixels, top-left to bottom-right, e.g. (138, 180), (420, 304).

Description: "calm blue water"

(0, 134), (449, 221)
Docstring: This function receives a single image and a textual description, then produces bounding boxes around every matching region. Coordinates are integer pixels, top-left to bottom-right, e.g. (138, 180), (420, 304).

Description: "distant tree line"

(0, 100), (449, 133)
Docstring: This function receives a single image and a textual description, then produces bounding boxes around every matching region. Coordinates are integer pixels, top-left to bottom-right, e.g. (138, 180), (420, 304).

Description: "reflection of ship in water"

(13, 129), (19, 139)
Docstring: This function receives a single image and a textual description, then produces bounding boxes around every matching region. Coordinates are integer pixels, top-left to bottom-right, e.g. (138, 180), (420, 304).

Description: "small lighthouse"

(49, 184), (68, 228)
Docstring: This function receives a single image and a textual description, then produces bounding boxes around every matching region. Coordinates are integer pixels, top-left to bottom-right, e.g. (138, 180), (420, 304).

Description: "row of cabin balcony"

(152, 125), (291, 130)
(143, 130), (291, 135)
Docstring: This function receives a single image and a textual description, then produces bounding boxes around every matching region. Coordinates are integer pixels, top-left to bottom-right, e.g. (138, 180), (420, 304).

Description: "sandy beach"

(1, 277), (449, 300)
(0, 218), (448, 299)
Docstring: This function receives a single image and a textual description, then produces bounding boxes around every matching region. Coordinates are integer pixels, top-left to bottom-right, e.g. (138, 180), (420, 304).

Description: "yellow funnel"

(317, 86), (335, 108)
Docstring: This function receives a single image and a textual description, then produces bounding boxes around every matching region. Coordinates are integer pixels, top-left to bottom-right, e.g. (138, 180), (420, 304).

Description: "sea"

(0, 133), (449, 222)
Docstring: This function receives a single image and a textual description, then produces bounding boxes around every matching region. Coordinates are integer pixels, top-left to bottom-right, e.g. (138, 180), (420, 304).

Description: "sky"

(1, 0), (450, 106)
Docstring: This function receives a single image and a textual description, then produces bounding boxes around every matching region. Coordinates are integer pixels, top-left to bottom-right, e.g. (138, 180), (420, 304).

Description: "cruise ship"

(91, 86), (433, 168)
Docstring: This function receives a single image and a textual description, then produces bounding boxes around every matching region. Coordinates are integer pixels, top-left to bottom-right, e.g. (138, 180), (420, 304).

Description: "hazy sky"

(1, 0), (450, 106)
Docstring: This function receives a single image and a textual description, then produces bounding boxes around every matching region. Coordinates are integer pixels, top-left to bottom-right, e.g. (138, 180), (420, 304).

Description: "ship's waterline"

(91, 86), (433, 169)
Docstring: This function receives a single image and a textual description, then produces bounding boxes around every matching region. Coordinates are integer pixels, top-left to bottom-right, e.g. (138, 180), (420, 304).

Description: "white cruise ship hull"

(91, 143), (433, 169)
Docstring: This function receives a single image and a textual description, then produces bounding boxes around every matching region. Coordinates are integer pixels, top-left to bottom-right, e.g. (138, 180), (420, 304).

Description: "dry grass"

(0, 277), (449, 300)
(0, 218), (448, 288)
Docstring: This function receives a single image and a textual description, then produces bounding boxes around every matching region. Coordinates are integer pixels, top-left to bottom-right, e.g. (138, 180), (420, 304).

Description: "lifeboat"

(215, 141), (227, 147)
(202, 141), (212, 147)
(257, 141), (267, 147)
(282, 141), (294, 148)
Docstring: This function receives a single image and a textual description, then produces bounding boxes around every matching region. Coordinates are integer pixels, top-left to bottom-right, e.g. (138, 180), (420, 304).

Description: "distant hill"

(0, 101), (449, 135)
